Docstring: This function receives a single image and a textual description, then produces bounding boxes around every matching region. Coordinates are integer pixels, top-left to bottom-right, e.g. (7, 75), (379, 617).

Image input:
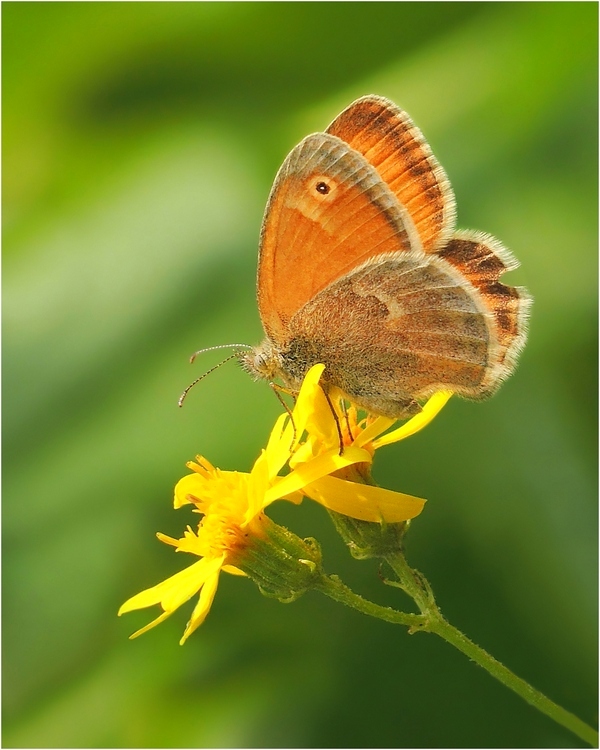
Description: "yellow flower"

(119, 366), (377, 643)
(118, 455), (258, 644)
(119, 365), (450, 643)
(287, 370), (452, 523)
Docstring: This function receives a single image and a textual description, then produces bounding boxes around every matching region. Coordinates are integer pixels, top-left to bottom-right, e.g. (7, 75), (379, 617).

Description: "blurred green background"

(3, 3), (597, 748)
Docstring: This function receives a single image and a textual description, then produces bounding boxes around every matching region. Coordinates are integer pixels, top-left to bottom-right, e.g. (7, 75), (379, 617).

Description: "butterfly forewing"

(326, 95), (456, 255)
(257, 132), (422, 343)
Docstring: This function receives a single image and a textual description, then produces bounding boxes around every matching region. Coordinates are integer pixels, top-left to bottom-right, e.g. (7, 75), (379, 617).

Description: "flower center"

(184, 472), (255, 558)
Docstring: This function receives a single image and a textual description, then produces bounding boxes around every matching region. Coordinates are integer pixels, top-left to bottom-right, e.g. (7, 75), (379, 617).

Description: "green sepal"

(327, 510), (410, 559)
(232, 516), (322, 603)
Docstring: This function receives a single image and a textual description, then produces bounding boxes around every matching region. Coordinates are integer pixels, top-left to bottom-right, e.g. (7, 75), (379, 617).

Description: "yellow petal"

(354, 415), (396, 448)
(303, 475), (426, 523)
(265, 412), (294, 477)
(222, 565), (247, 576)
(174, 473), (206, 508)
(282, 490), (304, 505)
(291, 364), (329, 439)
(180, 570), (221, 644)
(288, 440), (316, 467)
(372, 391), (452, 448)
(303, 396), (342, 448)
(156, 532), (180, 548)
(161, 555), (223, 612)
(118, 557), (218, 615)
(264, 445), (372, 505)
(245, 452), (269, 523)
(128, 609), (173, 640)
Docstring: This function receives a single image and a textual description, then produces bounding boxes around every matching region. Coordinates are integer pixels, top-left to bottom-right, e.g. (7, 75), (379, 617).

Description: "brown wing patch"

(436, 230), (532, 392)
(326, 95), (456, 255)
(257, 132), (422, 343)
(285, 253), (494, 417)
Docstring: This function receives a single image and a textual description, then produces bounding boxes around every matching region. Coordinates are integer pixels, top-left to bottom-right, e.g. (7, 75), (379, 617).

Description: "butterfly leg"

(269, 382), (298, 449)
(320, 384), (345, 456)
(340, 399), (354, 442)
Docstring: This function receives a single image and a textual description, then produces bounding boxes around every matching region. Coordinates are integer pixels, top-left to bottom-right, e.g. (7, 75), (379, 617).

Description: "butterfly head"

(238, 339), (285, 383)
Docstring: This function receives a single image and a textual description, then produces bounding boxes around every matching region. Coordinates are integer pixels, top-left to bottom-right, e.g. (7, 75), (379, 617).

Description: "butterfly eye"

(315, 181), (330, 195)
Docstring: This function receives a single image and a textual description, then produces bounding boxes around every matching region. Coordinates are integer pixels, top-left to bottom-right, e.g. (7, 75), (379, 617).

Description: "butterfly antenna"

(189, 343), (252, 365)
(178, 353), (238, 407)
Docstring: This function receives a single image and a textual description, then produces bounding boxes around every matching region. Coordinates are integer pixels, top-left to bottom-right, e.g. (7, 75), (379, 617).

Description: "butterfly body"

(241, 96), (531, 418)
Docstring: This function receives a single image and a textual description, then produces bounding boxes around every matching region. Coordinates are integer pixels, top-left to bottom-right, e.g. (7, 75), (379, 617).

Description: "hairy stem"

(315, 558), (597, 747)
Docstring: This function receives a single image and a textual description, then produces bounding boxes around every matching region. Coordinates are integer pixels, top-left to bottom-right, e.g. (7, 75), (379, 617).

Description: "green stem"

(315, 559), (597, 747)
(427, 615), (597, 747)
(313, 572), (426, 631)
(383, 550), (598, 747)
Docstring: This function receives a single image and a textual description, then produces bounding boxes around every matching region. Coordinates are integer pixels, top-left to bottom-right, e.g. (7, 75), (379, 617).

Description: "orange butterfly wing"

(257, 132), (423, 342)
(326, 95), (456, 254)
(251, 96), (530, 415)
(257, 97), (455, 343)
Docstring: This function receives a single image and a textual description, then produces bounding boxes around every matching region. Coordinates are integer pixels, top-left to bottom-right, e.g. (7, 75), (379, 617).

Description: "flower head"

(287, 373), (452, 523)
(118, 452), (273, 644)
(119, 365), (450, 643)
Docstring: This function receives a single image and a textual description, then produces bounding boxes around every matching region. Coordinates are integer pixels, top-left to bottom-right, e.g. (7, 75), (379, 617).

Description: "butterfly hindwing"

(287, 252), (495, 416)
(436, 230), (532, 391)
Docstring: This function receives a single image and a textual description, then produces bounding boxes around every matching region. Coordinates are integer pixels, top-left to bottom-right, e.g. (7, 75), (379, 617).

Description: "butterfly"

(239, 95), (532, 419)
